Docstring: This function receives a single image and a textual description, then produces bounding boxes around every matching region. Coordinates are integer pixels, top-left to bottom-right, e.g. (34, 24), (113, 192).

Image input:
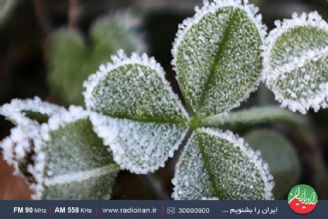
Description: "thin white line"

(44, 164), (119, 186)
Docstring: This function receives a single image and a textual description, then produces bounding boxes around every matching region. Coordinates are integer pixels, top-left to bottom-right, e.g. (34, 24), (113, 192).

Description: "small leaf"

(84, 51), (189, 173)
(47, 12), (145, 105)
(47, 29), (86, 104)
(40, 107), (119, 199)
(0, 97), (65, 126)
(1, 106), (119, 199)
(172, 0), (266, 117)
(263, 12), (328, 114)
(172, 128), (273, 200)
(244, 130), (301, 199)
(201, 106), (306, 129)
(91, 12), (146, 62)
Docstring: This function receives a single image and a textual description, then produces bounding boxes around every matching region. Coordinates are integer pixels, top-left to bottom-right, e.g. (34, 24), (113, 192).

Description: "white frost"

(90, 112), (188, 174)
(172, 0), (266, 68)
(172, 128), (274, 200)
(83, 49), (189, 121)
(263, 12), (328, 114)
(171, 0), (266, 116)
(44, 164), (119, 186)
(0, 97), (65, 127)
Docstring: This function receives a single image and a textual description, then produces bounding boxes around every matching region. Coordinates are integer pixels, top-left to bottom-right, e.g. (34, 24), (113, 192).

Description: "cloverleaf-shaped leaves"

(84, 0), (274, 199)
(263, 12), (328, 114)
(47, 12), (145, 105)
(0, 100), (119, 199)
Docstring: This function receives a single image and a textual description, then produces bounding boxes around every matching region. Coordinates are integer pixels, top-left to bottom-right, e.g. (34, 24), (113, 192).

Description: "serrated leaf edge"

(89, 112), (188, 174)
(198, 128), (274, 199)
(262, 12), (328, 114)
(83, 49), (189, 121)
(0, 97), (65, 127)
(171, 0), (267, 72)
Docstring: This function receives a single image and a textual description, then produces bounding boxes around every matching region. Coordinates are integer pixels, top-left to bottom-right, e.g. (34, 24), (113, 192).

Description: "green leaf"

(244, 130), (301, 199)
(47, 13), (145, 105)
(84, 51), (189, 173)
(90, 113), (187, 174)
(84, 50), (188, 124)
(47, 30), (86, 105)
(41, 108), (119, 199)
(172, 128), (273, 200)
(263, 12), (328, 114)
(0, 98), (65, 186)
(1, 107), (119, 199)
(201, 106), (306, 129)
(0, 97), (65, 126)
(172, 0), (265, 117)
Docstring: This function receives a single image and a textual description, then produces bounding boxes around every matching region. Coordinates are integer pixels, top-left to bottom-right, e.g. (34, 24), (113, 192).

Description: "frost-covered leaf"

(84, 50), (188, 124)
(90, 113), (187, 174)
(263, 12), (328, 114)
(1, 106), (119, 199)
(201, 106), (306, 129)
(84, 50), (189, 173)
(172, 0), (266, 117)
(172, 128), (273, 200)
(244, 130), (301, 199)
(48, 12), (145, 105)
(39, 107), (119, 199)
(0, 97), (65, 126)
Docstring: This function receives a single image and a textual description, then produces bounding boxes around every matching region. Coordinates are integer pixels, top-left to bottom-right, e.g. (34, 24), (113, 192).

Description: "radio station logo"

(288, 184), (318, 214)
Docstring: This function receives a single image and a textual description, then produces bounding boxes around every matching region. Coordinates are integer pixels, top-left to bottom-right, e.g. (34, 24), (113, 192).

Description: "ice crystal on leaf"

(84, 50), (189, 174)
(0, 97), (65, 127)
(172, 0), (266, 117)
(90, 113), (187, 173)
(173, 129), (273, 200)
(0, 101), (119, 199)
(263, 12), (328, 114)
(83, 0), (274, 199)
(40, 107), (119, 199)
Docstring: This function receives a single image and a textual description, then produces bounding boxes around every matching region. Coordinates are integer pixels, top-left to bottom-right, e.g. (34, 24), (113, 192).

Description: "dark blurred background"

(0, 0), (328, 200)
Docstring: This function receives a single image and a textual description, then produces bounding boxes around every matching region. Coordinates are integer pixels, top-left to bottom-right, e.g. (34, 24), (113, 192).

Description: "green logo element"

(288, 184), (318, 214)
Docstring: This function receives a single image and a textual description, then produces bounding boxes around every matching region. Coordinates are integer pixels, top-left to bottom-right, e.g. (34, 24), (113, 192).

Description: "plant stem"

(201, 106), (306, 129)
(32, 0), (52, 35)
(68, 0), (79, 30)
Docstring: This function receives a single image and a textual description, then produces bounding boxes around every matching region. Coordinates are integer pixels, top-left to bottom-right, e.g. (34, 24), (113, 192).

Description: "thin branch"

(32, 0), (52, 35)
(68, 0), (79, 30)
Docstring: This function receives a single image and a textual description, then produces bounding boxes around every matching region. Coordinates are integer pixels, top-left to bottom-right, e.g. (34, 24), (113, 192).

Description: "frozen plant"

(1, 0), (327, 200)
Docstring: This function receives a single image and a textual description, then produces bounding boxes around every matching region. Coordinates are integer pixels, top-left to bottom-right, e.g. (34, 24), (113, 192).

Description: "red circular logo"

(288, 184), (318, 214)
